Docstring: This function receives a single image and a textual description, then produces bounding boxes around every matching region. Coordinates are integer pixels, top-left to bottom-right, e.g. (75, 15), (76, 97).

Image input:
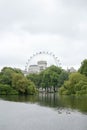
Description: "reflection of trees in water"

(38, 93), (63, 108)
(59, 95), (87, 113)
(0, 94), (87, 113)
(38, 94), (87, 114)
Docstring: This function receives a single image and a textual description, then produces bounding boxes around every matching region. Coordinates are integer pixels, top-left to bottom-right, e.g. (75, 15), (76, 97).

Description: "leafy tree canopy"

(59, 72), (87, 95)
(79, 59), (87, 76)
(0, 67), (37, 95)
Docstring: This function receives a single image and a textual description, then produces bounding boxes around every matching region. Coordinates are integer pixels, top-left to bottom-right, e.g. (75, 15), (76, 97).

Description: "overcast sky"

(0, 0), (87, 71)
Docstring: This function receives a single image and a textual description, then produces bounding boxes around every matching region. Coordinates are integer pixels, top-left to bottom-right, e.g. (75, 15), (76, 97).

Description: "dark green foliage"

(59, 59), (87, 95)
(79, 59), (87, 76)
(26, 80), (37, 95)
(58, 71), (69, 87)
(0, 67), (37, 95)
(0, 67), (14, 85)
(42, 70), (52, 91)
(0, 84), (18, 95)
(47, 65), (62, 74)
(27, 73), (40, 88)
(41, 66), (68, 92)
(27, 65), (68, 92)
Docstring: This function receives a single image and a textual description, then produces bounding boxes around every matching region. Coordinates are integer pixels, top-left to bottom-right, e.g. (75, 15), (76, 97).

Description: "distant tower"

(37, 61), (47, 71)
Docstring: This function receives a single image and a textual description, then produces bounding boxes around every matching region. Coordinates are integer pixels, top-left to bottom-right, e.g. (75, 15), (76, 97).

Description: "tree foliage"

(27, 65), (69, 92)
(79, 59), (87, 76)
(59, 72), (87, 95)
(0, 67), (37, 95)
(58, 71), (69, 87)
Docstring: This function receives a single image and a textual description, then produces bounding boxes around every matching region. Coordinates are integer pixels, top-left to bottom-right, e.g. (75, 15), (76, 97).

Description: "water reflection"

(0, 93), (87, 114)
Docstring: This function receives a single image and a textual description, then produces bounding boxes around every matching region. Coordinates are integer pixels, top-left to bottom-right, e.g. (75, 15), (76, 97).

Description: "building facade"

(28, 65), (40, 74)
(27, 60), (47, 74)
(37, 61), (47, 71)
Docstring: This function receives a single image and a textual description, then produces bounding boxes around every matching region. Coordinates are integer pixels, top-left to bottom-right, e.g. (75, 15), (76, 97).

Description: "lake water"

(0, 93), (87, 130)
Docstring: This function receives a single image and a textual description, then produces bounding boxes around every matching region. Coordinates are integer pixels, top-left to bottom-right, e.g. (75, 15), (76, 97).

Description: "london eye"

(25, 51), (61, 72)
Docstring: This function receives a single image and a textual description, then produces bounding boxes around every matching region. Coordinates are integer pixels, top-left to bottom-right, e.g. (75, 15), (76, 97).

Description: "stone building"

(28, 60), (47, 74)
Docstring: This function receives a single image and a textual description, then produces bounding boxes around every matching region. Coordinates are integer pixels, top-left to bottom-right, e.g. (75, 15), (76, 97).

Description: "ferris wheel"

(25, 51), (61, 72)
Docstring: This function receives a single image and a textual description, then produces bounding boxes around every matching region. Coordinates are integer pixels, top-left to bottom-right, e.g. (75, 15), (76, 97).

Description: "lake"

(0, 93), (87, 130)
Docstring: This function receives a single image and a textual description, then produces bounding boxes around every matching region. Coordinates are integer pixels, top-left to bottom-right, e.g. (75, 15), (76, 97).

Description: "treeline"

(0, 67), (37, 95)
(59, 59), (87, 95)
(0, 59), (87, 95)
(0, 65), (69, 95)
(27, 59), (87, 95)
(27, 65), (69, 92)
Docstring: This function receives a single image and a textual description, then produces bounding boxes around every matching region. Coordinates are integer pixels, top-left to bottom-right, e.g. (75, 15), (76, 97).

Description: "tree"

(40, 66), (62, 92)
(0, 84), (18, 95)
(26, 80), (37, 95)
(58, 71), (69, 87)
(26, 65), (68, 93)
(12, 73), (36, 94)
(12, 73), (26, 93)
(47, 65), (62, 74)
(59, 72), (87, 95)
(27, 73), (40, 88)
(0, 67), (24, 86)
(0, 67), (37, 95)
(79, 59), (87, 76)
(0, 67), (15, 85)
(42, 70), (52, 92)
(50, 71), (59, 92)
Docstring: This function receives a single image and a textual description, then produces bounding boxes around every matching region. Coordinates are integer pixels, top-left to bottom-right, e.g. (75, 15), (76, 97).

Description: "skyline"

(0, 0), (87, 71)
